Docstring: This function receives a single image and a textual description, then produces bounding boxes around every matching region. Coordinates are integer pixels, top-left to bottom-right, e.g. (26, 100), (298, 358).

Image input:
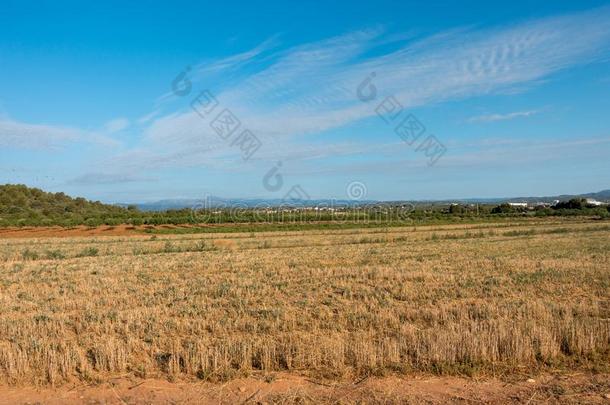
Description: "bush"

(554, 198), (586, 210)
(449, 204), (467, 214)
(45, 250), (65, 260)
(104, 217), (122, 226)
(129, 218), (144, 226)
(22, 249), (39, 260)
(85, 217), (103, 227)
(491, 203), (514, 214)
(77, 247), (99, 257)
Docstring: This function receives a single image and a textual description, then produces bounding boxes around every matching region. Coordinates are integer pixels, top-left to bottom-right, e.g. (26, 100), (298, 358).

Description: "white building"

(585, 198), (606, 206)
(508, 202), (528, 208)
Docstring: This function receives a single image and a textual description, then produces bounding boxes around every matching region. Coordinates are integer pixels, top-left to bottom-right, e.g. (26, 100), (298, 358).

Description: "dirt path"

(0, 224), (201, 238)
(0, 224), (146, 238)
(1, 373), (609, 404)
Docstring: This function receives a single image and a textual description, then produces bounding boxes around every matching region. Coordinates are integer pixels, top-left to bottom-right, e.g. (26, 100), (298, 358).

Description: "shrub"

(77, 247), (99, 257)
(554, 198), (586, 210)
(491, 203), (514, 214)
(21, 249), (39, 260)
(130, 218), (144, 226)
(85, 218), (103, 227)
(45, 249), (65, 260)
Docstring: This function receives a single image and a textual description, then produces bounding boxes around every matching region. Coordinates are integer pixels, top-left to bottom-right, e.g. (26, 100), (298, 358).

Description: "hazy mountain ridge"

(130, 197), (378, 211)
(127, 190), (610, 211)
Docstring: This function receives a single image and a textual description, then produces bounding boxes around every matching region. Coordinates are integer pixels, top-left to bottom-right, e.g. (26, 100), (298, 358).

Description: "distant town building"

(585, 198), (606, 206)
(508, 202), (528, 208)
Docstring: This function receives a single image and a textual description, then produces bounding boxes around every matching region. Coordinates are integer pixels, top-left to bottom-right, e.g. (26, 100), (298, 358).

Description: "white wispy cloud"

(0, 118), (81, 149)
(103, 117), (130, 133)
(132, 5), (610, 171)
(15, 6), (610, 184)
(1, 118), (121, 150)
(192, 36), (280, 78)
(468, 110), (539, 123)
(153, 36), (280, 108)
(288, 135), (610, 176)
(0, 117), (122, 150)
(137, 109), (162, 125)
(68, 173), (157, 185)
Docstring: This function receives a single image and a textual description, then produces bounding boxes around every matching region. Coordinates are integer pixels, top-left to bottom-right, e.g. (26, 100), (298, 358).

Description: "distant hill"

(133, 197), (378, 211)
(0, 184), (131, 226)
(502, 189), (610, 204)
(401, 189), (610, 205)
(131, 190), (610, 210)
(1, 184), (608, 227)
(574, 189), (610, 200)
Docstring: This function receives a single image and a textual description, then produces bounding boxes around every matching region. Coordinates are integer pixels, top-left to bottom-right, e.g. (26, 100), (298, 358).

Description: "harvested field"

(0, 219), (608, 400)
(0, 216), (595, 238)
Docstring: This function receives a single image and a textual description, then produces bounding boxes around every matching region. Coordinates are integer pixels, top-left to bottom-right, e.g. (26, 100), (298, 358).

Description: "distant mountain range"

(124, 190), (610, 211)
(450, 189), (610, 204)
(127, 197), (377, 211)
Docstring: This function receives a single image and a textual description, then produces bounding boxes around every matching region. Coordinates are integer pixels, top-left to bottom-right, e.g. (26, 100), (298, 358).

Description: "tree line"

(0, 185), (608, 227)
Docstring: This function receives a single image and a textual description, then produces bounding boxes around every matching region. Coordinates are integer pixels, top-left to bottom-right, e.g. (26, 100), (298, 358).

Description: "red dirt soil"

(0, 224), (180, 238)
(1, 373), (608, 404)
(0, 223), (338, 238)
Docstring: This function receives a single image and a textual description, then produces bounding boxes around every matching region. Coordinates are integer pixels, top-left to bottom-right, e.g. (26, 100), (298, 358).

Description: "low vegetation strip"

(0, 220), (607, 263)
(2, 185), (609, 228)
(0, 220), (608, 385)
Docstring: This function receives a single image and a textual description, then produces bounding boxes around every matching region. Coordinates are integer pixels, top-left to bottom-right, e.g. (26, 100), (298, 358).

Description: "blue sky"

(1, 0), (610, 202)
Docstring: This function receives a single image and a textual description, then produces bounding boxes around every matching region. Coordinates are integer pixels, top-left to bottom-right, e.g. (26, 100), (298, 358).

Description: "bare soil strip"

(1, 373), (609, 404)
(0, 217), (594, 238)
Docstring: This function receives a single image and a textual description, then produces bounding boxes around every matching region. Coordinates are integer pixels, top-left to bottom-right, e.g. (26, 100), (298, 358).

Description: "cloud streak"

(0, 118), (81, 149)
(8, 6), (610, 192)
(68, 173), (158, 186)
(136, 6), (610, 167)
(104, 118), (130, 133)
(469, 110), (539, 123)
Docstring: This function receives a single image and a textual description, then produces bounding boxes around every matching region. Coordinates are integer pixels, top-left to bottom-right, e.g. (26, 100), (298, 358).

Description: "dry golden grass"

(0, 219), (608, 385)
